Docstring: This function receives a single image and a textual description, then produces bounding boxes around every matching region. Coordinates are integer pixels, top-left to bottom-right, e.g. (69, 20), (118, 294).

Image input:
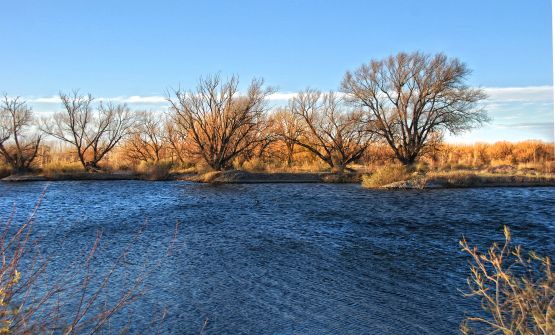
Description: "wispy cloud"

(267, 92), (298, 101)
(29, 96), (62, 103)
(483, 85), (553, 103)
(494, 122), (553, 129)
(23, 85), (554, 105)
(118, 96), (167, 104)
(27, 95), (168, 104)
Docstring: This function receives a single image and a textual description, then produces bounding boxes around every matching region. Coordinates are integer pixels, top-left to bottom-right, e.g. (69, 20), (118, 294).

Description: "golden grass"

(361, 165), (411, 188)
(361, 167), (555, 189)
(170, 166), (197, 174)
(239, 157), (331, 174)
(427, 170), (555, 188)
(425, 170), (482, 187)
(40, 161), (84, 178)
(198, 171), (222, 183)
(2, 140), (553, 184)
(240, 158), (267, 172)
(134, 161), (174, 180)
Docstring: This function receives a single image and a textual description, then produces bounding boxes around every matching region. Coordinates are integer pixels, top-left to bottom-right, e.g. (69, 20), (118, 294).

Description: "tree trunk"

(397, 153), (416, 166)
(85, 161), (101, 172)
(286, 144), (294, 168)
(331, 164), (346, 173)
(330, 155), (346, 173)
(11, 166), (31, 175)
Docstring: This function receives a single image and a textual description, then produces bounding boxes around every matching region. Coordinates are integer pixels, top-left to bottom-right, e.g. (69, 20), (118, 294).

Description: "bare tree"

(167, 75), (273, 171)
(270, 107), (303, 167)
(0, 94), (42, 173)
(238, 114), (277, 165)
(286, 89), (371, 173)
(164, 118), (189, 166)
(123, 110), (167, 163)
(41, 91), (135, 171)
(341, 52), (488, 165)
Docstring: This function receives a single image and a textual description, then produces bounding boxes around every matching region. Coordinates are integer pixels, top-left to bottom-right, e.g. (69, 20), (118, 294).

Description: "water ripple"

(0, 181), (553, 334)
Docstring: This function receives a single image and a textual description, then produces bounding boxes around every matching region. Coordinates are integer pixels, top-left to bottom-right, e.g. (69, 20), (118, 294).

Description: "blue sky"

(0, 0), (553, 142)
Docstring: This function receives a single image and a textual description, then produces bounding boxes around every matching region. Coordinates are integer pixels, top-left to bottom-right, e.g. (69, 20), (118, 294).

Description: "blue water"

(0, 181), (553, 334)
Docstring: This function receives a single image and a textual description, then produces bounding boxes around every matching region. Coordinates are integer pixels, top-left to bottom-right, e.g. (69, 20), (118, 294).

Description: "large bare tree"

(286, 89), (371, 172)
(341, 52), (488, 165)
(41, 91), (135, 171)
(167, 75), (273, 171)
(0, 95), (42, 173)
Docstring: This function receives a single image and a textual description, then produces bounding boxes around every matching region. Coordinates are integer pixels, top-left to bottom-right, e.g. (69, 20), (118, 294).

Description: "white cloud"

(267, 92), (298, 101)
(94, 96), (167, 104)
(21, 85), (555, 106)
(265, 86), (554, 104)
(29, 96), (61, 103)
(483, 85), (553, 103)
(121, 96), (167, 104)
(26, 95), (168, 105)
(494, 122), (553, 129)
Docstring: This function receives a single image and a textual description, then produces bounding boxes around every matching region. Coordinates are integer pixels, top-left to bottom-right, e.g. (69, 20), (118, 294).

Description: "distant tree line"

(0, 52), (491, 174)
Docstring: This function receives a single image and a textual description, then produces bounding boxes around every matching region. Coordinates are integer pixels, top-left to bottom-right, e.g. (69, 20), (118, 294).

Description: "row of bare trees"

(0, 91), (135, 172)
(0, 95), (42, 173)
(0, 52), (489, 174)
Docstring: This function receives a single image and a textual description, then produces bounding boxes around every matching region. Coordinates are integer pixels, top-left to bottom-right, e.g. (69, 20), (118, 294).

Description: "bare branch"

(341, 52), (489, 165)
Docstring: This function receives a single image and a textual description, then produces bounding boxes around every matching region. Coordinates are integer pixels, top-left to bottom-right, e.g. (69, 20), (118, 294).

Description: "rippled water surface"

(0, 181), (553, 334)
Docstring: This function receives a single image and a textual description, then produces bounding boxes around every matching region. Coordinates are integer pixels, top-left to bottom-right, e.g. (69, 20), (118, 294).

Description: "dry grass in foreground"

(460, 226), (554, 335)
(0, 192), (177, 333)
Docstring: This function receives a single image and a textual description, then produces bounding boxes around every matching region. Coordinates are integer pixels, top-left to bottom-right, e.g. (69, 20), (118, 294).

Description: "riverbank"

(177, 170), (360, 183)
(1, 171), (141, 182)
(0, 170), (362, 183)
(3, 169), (555, 189)
(375, 171), (555, 189)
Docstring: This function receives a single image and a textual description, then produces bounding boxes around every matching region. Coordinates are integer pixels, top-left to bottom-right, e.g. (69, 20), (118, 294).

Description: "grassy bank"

(3, 167), (555, 188)
(2, 161), (187, 182)
(362, 166), (555, 189)
(3, 160), (555, 188)
(1, 168), (361, 184)
(177, 170), (360, 183)
(425, 170), (555, 188)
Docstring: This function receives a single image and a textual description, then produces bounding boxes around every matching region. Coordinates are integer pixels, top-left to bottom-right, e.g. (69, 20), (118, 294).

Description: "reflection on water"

(0, 181), (553, 334)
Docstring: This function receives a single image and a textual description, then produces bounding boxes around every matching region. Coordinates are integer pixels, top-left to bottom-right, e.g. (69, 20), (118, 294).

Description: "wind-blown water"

(0, 181), (553, 334)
